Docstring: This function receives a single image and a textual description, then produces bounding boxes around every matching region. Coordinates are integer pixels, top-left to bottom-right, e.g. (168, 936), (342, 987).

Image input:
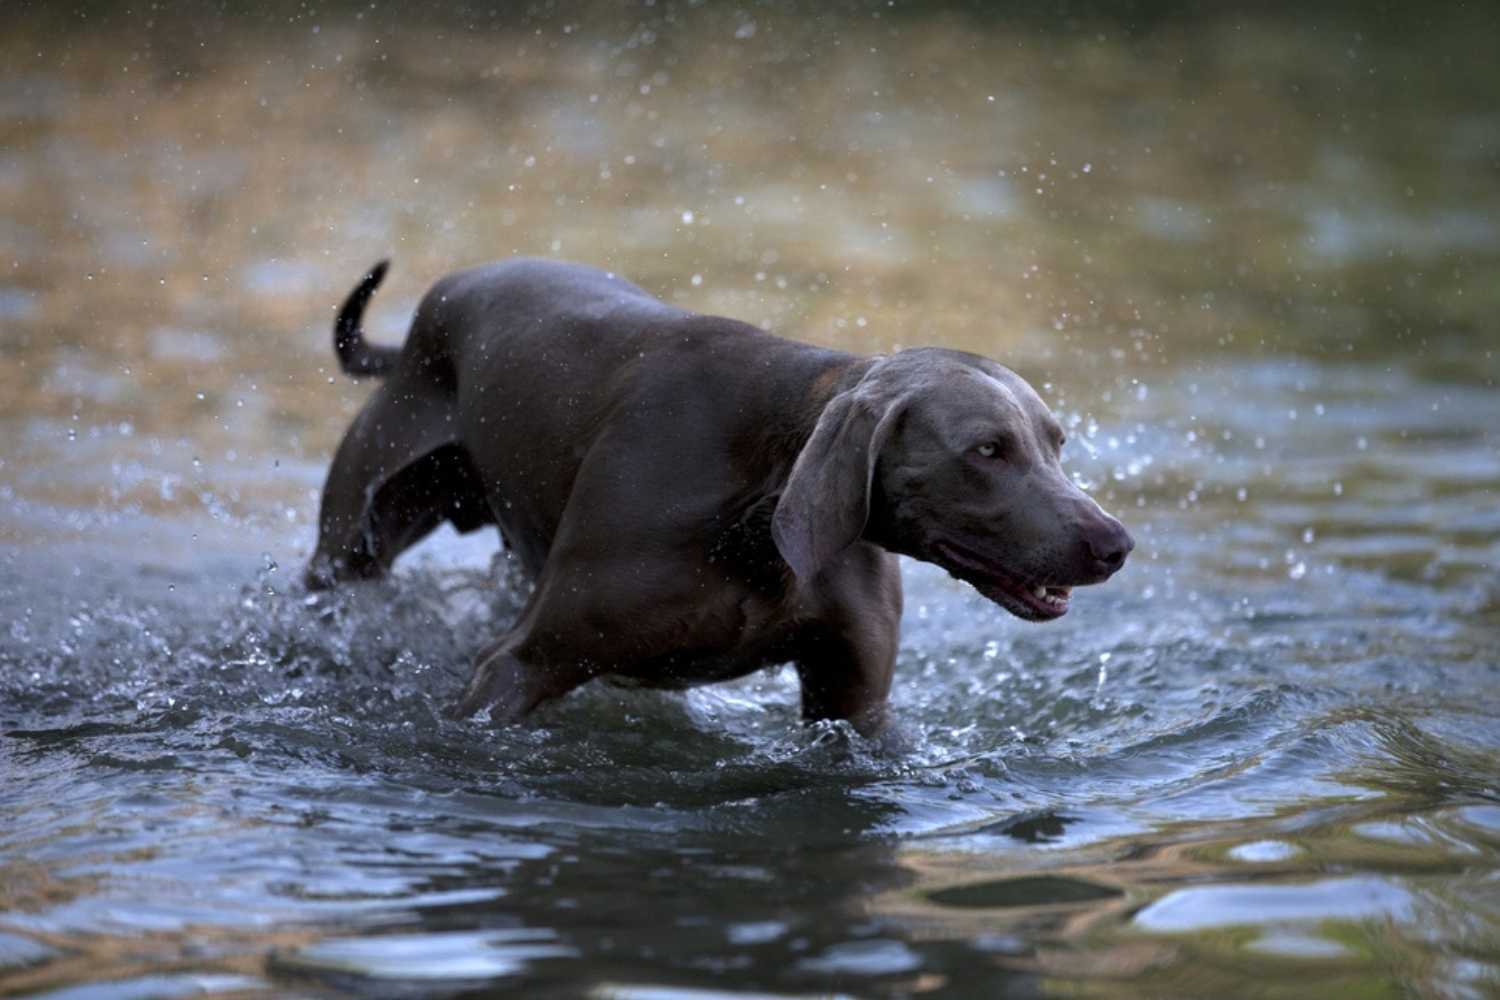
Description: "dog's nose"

(1085, 517), (1134, 576)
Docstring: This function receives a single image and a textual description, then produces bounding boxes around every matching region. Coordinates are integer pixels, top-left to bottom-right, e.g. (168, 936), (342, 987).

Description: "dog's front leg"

(794, 625), (898, 738)
(449, 636), (537, 723)
(788, 544), (903, 738)
(448, 629), (599, 724)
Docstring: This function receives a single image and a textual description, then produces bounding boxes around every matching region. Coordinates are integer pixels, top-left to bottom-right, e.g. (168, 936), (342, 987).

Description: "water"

(3, 5), (1499, 997)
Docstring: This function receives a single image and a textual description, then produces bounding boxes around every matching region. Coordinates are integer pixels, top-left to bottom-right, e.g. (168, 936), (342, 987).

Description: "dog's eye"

(976, 442), (1000, 458)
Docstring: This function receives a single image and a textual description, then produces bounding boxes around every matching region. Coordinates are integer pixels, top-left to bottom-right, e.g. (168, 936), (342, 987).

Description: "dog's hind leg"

(305, 380), (490, 588)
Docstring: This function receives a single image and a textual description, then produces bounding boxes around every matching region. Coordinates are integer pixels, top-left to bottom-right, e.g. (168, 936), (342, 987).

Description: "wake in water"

(6, 520), (1491, 831)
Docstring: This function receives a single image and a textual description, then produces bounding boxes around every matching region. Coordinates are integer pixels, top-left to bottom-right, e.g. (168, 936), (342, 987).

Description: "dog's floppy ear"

(773, 366), (907, 581)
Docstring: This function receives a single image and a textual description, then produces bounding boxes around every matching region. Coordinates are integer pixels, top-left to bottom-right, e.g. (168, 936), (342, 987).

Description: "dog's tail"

(333, 259), (399, 378)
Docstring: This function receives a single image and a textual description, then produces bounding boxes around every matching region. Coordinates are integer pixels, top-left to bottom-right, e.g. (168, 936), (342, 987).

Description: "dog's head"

(772, 348), (1132, 620)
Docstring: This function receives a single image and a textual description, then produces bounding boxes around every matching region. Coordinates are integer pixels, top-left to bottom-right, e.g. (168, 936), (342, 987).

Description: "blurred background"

(2, 2), (1498, 998)
(4, 0), (1495, 536)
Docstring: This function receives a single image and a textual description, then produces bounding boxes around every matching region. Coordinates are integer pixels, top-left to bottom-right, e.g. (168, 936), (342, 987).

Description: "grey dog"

(306, 258), (1133, 733)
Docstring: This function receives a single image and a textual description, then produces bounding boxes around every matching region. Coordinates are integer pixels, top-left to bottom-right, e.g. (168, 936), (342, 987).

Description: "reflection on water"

(1134, 876), (1415, 933)
(2, 3), (1498, 997)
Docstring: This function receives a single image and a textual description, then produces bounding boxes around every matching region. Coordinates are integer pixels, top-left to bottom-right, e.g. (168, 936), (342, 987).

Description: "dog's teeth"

(1033, 586), (1047, 599)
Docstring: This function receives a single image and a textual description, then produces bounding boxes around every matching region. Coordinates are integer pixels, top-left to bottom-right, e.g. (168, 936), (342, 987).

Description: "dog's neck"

(729, 346), (872, 505)
(790, 354), (877, 445)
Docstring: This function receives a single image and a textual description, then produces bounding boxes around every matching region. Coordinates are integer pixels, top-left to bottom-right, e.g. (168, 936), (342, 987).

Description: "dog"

(305, 258), (1133, 734)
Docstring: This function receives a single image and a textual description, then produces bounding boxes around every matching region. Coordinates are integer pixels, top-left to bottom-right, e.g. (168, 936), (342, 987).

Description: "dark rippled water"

(3, 4), (1499, 997)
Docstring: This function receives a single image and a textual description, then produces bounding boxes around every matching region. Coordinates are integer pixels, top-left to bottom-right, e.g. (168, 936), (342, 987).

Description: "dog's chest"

(605, 582), (798, 690)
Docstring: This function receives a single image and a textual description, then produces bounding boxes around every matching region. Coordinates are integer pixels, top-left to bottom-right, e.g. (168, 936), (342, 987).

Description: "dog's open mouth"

(933, 541), (1072, 622)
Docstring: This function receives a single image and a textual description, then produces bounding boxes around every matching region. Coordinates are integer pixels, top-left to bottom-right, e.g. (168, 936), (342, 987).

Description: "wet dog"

(306, 259), (1132, 733)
